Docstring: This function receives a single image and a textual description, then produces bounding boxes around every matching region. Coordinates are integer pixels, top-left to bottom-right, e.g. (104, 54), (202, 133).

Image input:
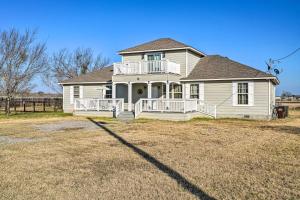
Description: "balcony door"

(147, 53), (162, 73)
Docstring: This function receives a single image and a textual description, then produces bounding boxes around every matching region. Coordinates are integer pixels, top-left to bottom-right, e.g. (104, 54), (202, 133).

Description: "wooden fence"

(0, 97), (63, 112)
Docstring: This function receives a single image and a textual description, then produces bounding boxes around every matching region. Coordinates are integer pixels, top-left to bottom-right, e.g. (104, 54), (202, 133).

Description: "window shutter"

(185, 83), (190, 99)
(232, 82), (237, 106)
(199, 82), (204, 101)
(79, 86), (83, 98)
(248, 82), (254, 106)
(70, 86), (74, 104)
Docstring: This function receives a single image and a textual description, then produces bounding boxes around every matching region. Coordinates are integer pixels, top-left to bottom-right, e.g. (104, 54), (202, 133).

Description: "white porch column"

(147, 82), (152, 99)
(112, 82), (116, 99)
(166, 81), (170, 100)
(128, 82), (132, 111)
(166, 81), (170, 110)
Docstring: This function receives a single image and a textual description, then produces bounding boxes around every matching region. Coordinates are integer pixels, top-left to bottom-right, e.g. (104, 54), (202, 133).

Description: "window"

(173, 85), (182, 98)
(162, 84), (182, 99)
(238, 83), (248, 105)
(190, 84), (199, 99)
(105, 85), (112, 98)
(73, 86), (80, 98)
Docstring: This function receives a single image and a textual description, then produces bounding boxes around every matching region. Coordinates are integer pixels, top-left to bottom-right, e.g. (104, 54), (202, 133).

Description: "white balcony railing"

(113, 60), (180, 75)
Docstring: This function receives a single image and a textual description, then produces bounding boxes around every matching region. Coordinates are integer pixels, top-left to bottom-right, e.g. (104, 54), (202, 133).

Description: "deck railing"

(134, 98), (216, 119)
(74, 98), (124, 117)
(113, 60), (180, 75)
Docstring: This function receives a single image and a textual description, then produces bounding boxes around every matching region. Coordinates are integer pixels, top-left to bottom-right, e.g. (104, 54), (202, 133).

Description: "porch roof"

(59, 66), (113, 85)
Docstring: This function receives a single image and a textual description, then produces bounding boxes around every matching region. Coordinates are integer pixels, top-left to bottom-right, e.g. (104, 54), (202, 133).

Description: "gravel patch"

(33, 120), (98, 133)
(0, 136), (46, 145)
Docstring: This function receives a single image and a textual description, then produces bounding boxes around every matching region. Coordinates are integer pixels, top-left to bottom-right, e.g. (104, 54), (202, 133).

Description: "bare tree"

(44, 47), (109, 92)
(0, 28), (48, 115)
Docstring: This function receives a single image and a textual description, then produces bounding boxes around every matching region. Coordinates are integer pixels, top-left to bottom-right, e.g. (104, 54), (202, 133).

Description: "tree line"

(0, 28), (110, 115)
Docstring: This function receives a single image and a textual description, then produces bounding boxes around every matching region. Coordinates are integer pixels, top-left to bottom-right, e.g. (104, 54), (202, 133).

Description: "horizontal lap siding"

(204, 80), (269, 118)
(63, 86), (72, 113)
(165, 50), (187, 77)
(82, 85), (106, 98)
(187, 50), (201, 75)
(122, 54), (141, 62)
(122, 50), (187, 77)
(63, 84), (108, 113)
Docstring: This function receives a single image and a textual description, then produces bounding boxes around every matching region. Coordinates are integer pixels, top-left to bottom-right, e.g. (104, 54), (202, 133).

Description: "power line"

(274, 47), (300, 62)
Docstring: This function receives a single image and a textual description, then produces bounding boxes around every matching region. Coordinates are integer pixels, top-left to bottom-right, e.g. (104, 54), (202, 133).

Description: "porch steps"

(117, 111), (134, 121)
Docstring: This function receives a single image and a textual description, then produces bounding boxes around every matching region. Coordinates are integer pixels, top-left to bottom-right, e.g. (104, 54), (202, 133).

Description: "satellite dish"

(274, 68), (280, 75)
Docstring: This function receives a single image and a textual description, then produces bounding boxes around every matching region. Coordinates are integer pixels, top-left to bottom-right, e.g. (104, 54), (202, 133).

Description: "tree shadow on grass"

(87, 118), (215, 200)
(259, 125), (300, 135)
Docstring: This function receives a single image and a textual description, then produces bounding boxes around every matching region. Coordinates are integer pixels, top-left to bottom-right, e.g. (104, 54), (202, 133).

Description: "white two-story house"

(60, 38), (279, 120)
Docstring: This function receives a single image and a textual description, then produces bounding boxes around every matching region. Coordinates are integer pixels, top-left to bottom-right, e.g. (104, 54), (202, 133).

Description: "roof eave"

(59, 81), (111, 85)
(180, 76), (279, 84)
(118, 47), (206, 57)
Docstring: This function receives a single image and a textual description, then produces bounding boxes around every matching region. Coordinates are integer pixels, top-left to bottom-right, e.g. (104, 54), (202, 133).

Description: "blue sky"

(1, 0), (299, 95)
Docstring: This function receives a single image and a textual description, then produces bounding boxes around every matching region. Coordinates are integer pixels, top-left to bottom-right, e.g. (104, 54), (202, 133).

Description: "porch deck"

(72, 98), (216, 121)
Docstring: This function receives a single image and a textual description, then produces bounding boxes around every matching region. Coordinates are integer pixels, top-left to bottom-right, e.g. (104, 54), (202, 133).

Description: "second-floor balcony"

(113, 60), (181, 75)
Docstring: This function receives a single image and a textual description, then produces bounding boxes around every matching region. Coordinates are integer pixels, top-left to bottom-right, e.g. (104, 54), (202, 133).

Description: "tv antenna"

(266, 47), (300, 76)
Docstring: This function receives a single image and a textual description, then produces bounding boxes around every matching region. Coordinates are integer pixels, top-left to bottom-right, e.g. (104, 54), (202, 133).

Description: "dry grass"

(0, 112), (299, 200)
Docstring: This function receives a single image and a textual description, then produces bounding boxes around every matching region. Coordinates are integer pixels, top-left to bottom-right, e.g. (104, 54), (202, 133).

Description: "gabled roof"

(59, 66), (113, 85)
(181, 55), (278, 83)
(118, 38), (206, 56)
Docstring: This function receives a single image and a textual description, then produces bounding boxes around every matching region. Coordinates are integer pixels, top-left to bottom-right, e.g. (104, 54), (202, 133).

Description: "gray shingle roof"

(59, 66), (113, 84)
(119, 38), (205, 55)
(181, 55), (275, 80)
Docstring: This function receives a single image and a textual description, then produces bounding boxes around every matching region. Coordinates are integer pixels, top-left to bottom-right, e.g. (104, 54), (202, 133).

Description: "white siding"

(121, 50), (187, 77)
(203, 80), (270, 119)
(187, 50), (201, 75)
(63, 84), (108, 113)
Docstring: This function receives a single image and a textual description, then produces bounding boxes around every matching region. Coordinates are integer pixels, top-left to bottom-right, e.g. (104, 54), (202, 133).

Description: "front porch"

(72, 81), (216, 120)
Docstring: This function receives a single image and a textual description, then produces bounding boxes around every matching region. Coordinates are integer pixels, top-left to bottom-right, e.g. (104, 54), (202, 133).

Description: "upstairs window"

(190, 84), (199, 99)
(238, 83), (248, 105)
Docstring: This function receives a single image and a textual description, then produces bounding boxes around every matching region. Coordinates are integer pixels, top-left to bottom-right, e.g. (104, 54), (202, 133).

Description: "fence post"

(53, 99), (57, 112)
(33, 101), (35, 112)
(43, 100), (46, 112)
(23, 101), (26, 112)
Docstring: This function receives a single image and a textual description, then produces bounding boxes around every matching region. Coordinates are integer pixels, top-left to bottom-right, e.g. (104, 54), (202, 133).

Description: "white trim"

(79, 86), (83, 98)
(185, 49), (188, 77)
(119, 47), (206, 57)
(185, 83), (190, 99)
(70, 86), (74, 105)
(232, 81), (254, 107)
(62, 86), (65, 111)
(181, 77), (278, 82)
(248, 81), (254, 106)
(199, 82), (204, 101)
(232, 82), (237, 106)
(59, 81), (110, 85)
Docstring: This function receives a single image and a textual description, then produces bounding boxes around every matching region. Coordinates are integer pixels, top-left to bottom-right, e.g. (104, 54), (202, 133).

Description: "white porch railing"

(134, 98), (217, 119)
(113, 60), (180, 75)
(197, 100), (217, 118)
(74, 98), (124, 117)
